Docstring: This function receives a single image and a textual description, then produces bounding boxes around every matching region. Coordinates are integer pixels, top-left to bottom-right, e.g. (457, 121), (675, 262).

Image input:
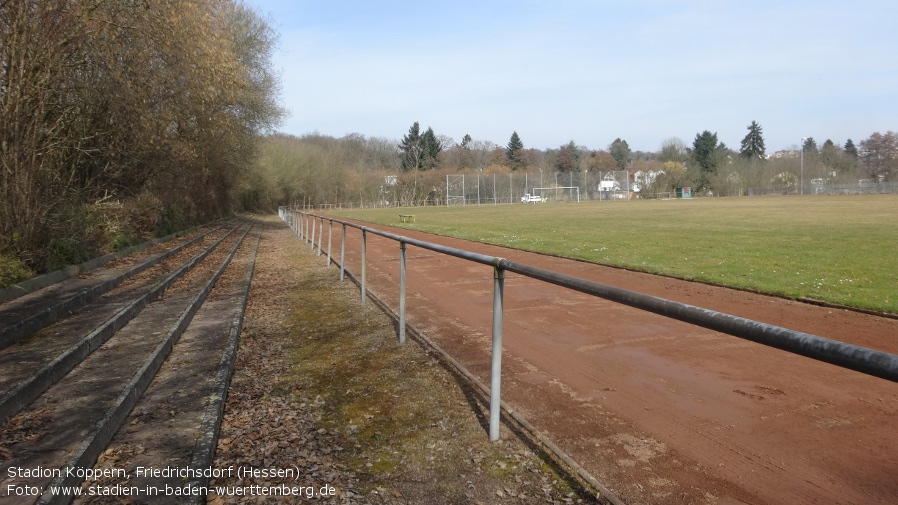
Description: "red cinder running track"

(324, 219), (898, 505)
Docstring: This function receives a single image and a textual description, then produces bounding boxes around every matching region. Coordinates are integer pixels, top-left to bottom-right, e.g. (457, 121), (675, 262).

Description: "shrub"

(0, 254), (32, 288)
(47, 238), (91, 271)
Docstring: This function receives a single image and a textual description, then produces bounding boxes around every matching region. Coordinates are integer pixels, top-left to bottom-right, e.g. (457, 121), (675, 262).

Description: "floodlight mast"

(800, 137), (807, 196)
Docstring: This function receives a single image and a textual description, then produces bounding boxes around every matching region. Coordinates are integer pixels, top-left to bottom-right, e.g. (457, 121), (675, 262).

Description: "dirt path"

(325, 218), (898, 505)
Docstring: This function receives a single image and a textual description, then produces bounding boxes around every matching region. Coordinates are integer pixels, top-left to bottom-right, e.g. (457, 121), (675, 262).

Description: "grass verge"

(214, 217), (606, 504)
(285, 255), (598, 503)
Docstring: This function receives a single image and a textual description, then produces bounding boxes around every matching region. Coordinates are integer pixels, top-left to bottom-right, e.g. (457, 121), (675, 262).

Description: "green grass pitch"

(331, 195), (898, 315)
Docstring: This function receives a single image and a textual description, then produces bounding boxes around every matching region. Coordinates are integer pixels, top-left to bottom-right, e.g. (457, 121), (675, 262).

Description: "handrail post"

(303, 213), (309, 243)
(489, 262), (505, 441)
(327, 219), (333, 265)
(317, 217), (323, 256)
(311, 215), (317, 250)
(361, 228), (367, 303)
(399, 240), (407, 344)
(340, 224), (346, 281)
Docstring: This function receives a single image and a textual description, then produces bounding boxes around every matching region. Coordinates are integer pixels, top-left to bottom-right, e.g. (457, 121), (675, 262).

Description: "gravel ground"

(209, 216), (604, 504)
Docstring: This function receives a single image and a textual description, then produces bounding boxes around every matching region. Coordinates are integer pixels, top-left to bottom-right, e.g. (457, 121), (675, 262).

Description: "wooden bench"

(399, 214), (416, 223)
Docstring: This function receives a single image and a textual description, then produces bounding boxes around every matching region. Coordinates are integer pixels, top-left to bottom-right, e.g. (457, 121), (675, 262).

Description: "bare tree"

(1, 0), (283, 272)
(860, 131), (898, 182)
(659, 137), (688, 163)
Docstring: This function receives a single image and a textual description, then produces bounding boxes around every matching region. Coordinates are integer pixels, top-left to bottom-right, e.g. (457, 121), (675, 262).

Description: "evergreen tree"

(692, 130), (726, 190)
(608, 138), (631, 170)
(399, 121), (422, 171)
(692, 130), (720, 173)
(821, 139), (841, 171)
(844, 139), (858, 159)
(506, 131), (525, 170)
(802, 137), (818, 153)
(739, 120), (766, 160)
(420, 127), (442, 170)
(460, 134), (472, 149)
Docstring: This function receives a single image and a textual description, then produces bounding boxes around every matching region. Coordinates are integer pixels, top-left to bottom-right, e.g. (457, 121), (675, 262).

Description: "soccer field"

(331, 195), (898, 314)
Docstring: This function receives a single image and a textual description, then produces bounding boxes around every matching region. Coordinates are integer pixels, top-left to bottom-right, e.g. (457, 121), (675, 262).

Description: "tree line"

(256, 121), (896, 208)
(1, 0), (282, 284)
(641, 124), (894, 196)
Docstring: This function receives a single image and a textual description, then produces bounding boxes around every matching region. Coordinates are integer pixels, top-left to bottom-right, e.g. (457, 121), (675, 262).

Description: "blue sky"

(243, 0), (898, 152)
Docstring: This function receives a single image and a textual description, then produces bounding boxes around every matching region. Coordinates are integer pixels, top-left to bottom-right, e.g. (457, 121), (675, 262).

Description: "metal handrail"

(280, 207), (898, 443)
(499, 259), (898, 382)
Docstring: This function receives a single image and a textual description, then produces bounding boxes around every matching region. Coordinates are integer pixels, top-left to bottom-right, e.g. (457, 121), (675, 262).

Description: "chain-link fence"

(314, 172), (898, 209)
(445, 171), (631, 205)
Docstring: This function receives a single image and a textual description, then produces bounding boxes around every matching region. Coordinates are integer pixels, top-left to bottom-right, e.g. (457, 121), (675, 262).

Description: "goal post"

(446, 174), (465, 206)
(530, 186), (580, 203)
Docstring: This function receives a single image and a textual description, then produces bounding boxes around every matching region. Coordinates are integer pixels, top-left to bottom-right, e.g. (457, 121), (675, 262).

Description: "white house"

(631, 169), (664, 193)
